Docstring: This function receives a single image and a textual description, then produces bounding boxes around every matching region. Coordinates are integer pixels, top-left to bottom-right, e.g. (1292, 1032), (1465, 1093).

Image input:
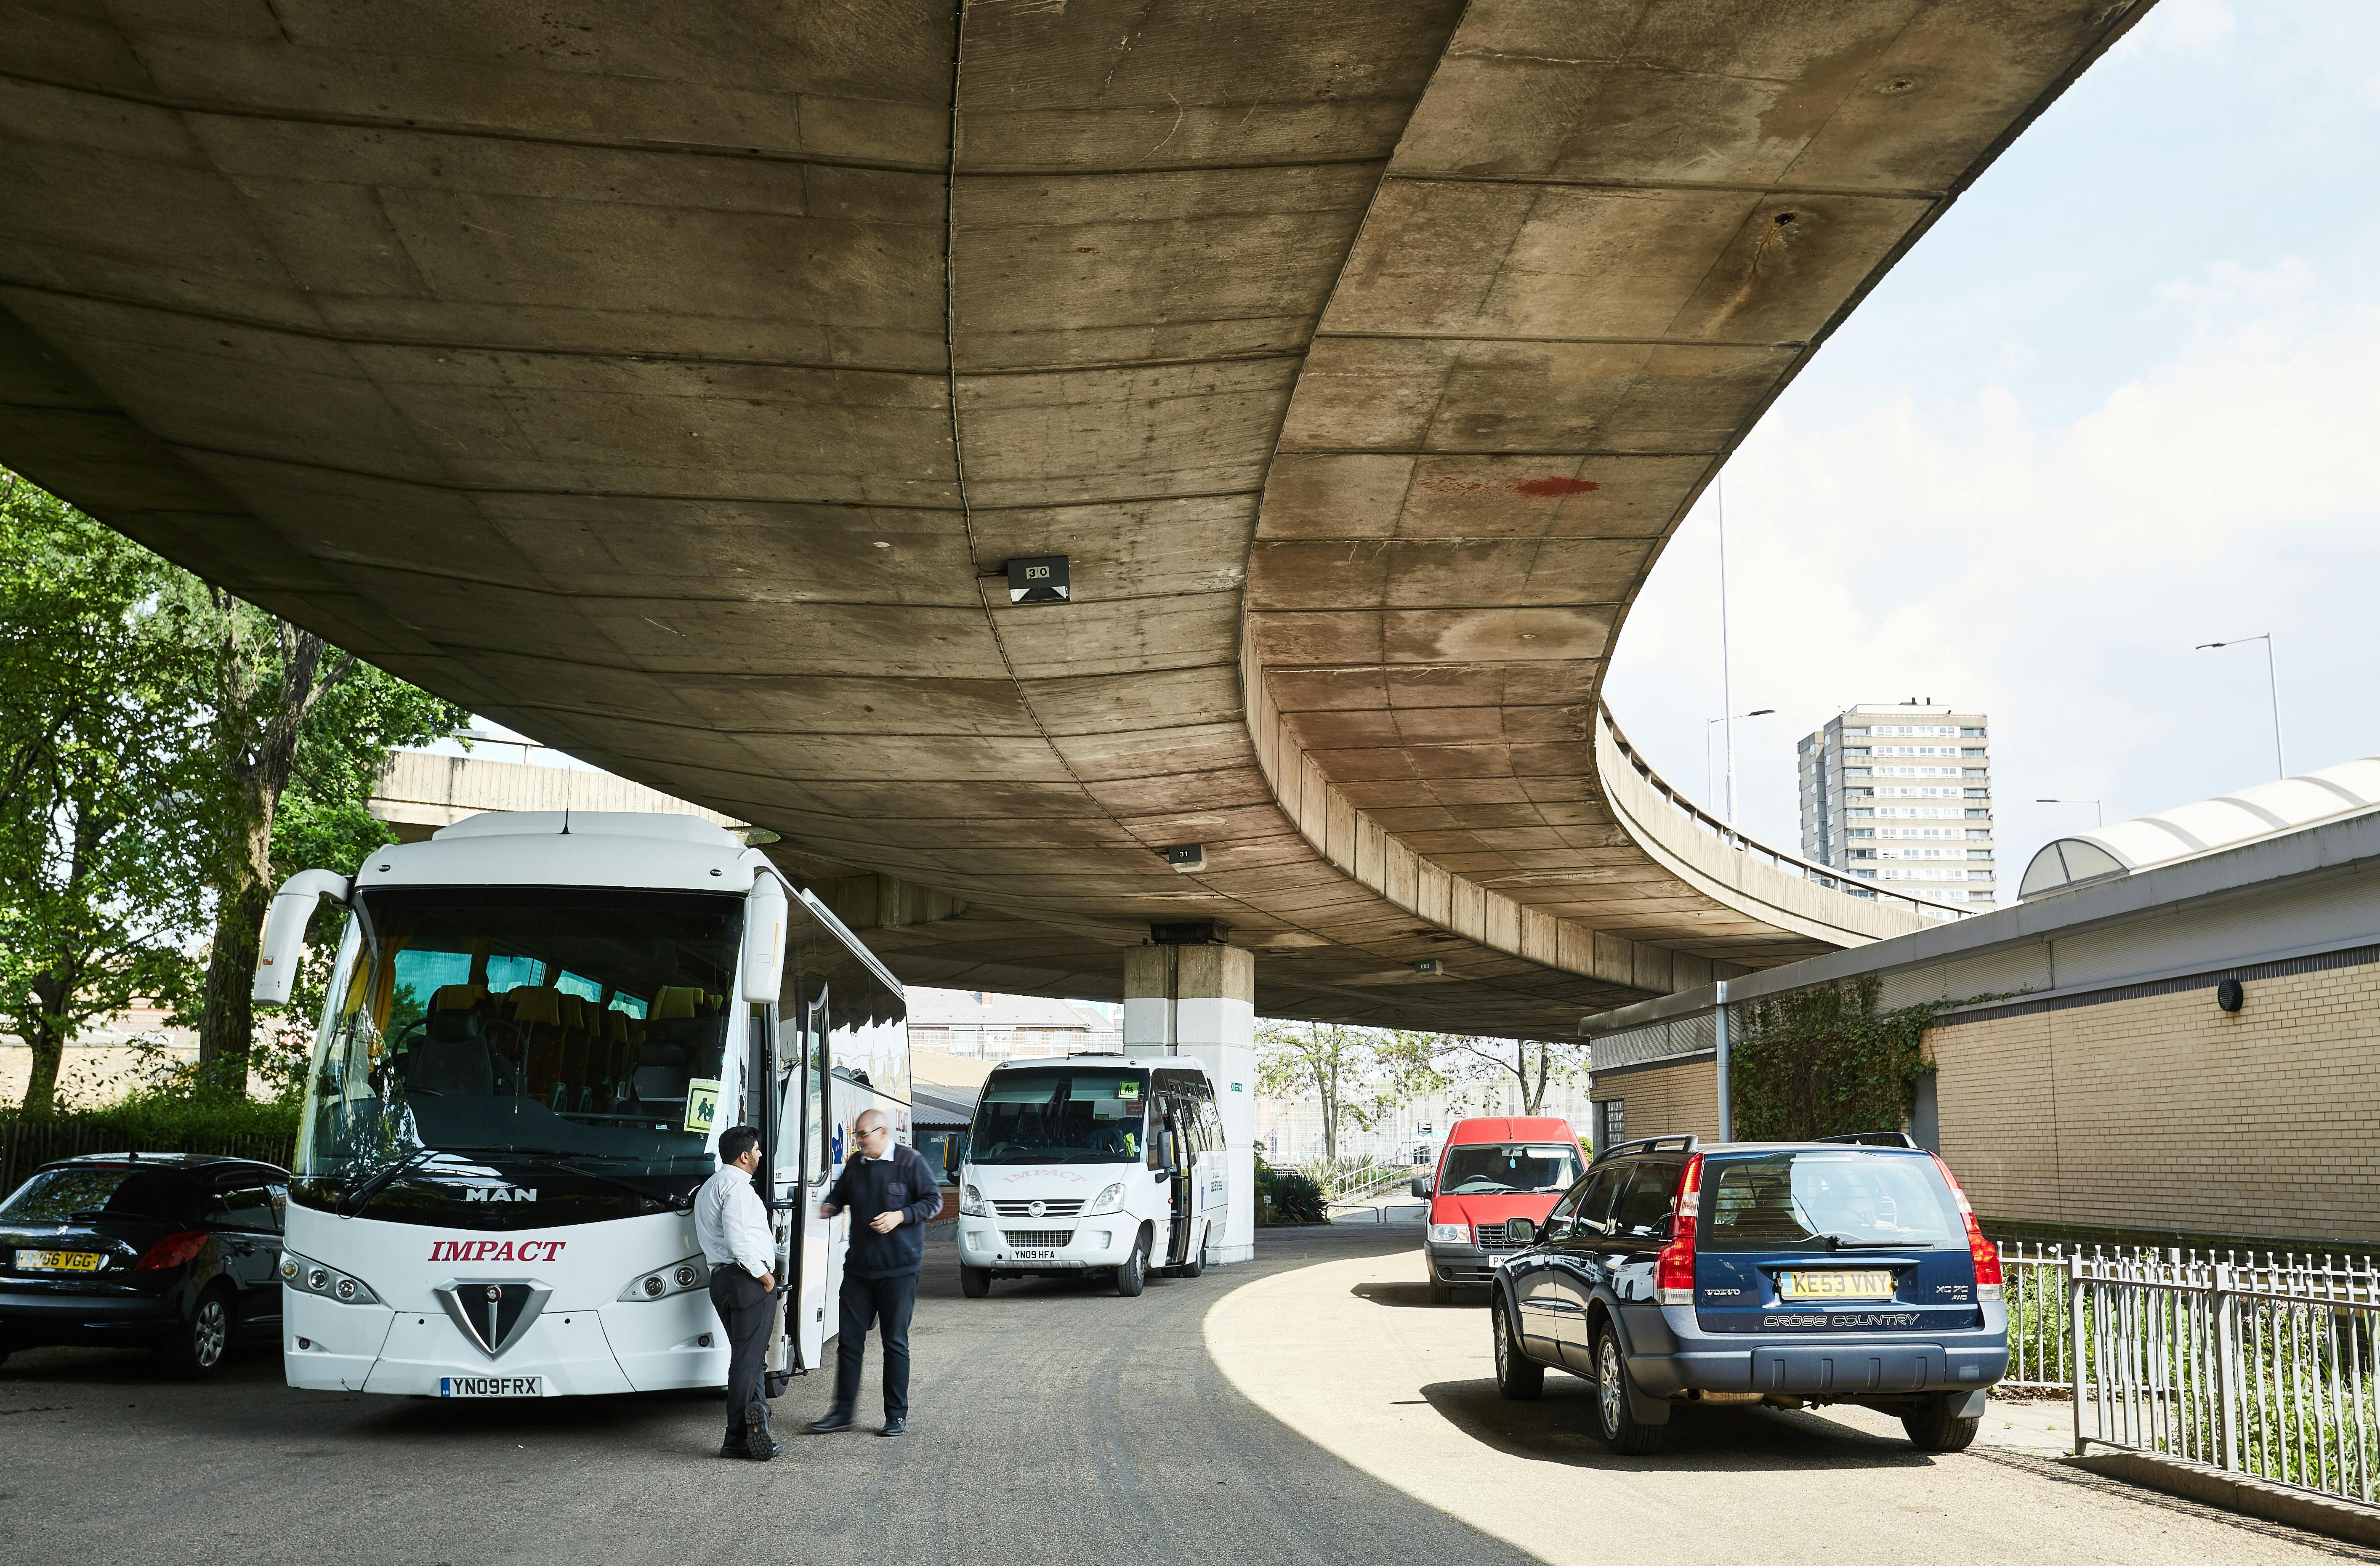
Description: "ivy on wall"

(1730, 975), (1974, 1142)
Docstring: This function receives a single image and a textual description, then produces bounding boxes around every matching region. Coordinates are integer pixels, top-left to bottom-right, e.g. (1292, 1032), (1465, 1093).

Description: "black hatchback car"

(1489, 1134), (2008, 1454)
(0, 1153), (290, 1377)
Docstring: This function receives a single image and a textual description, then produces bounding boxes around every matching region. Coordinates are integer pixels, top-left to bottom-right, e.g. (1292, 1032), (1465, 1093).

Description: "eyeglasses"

(856, 1124), (891, 1140)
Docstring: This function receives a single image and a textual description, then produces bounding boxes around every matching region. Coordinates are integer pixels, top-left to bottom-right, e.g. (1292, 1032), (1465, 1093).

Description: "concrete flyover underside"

(0, 0), (2151, 1030)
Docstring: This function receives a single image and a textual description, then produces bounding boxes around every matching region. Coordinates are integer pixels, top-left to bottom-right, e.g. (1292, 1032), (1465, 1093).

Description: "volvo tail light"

(135, 1231), (209, 1271)
(1653, 1154), (1705, 1305)
(1931, 1154), (2002, 1301)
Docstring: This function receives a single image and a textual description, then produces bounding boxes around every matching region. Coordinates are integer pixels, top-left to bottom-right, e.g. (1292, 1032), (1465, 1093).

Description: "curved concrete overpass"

(0, 1), (2148, 1029)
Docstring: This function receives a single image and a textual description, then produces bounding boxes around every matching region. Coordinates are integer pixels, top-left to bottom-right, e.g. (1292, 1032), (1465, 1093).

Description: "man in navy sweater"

(806, 1108), (942, 1436)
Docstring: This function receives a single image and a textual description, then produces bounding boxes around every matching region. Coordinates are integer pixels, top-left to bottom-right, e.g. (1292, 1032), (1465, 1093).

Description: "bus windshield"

(968, 1069), (1146, 1164)
(295, 887), (743, 1193)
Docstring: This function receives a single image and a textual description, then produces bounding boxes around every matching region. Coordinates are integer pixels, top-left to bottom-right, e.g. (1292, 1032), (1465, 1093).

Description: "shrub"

(1255, 1160), (1327, 1225)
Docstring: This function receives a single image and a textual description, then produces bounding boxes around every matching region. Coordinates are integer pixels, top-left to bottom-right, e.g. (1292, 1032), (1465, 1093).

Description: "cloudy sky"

(1602, 0), (2380, 904)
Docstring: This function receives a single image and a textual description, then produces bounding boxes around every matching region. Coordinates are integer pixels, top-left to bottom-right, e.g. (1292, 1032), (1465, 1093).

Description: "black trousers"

(709, 1267), (774, 1438)
(832, 1271), (917, 1420)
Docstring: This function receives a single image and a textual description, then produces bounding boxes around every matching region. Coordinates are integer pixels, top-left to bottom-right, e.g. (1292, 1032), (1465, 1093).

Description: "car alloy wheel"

(191, 1296), (228, 1370)
(1598, 1335), (1624, 1438)
(1494, 1306), (1510, 1378)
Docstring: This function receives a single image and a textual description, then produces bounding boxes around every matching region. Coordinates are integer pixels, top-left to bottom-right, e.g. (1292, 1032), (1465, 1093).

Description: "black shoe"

(806, 1410), (856, 1433)
(743, 1399), (778, 1461)
(718, 1440), (742, 1459)
(879, 1417), (907, 1438)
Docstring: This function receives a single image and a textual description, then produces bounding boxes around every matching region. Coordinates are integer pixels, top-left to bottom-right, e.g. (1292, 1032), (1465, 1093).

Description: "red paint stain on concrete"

(1511, 476), (1600, 498)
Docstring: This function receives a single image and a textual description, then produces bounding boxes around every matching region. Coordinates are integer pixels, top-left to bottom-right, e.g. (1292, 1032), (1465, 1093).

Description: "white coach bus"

(256, 811), (907, 1400)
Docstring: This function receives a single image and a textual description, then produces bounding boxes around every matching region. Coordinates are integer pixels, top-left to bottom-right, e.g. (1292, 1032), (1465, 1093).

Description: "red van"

(1413, 1117), (1586, 1305)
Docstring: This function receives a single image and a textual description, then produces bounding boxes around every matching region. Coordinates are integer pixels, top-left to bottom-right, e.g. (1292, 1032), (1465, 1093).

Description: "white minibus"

(955, 1056), (1226, 1297)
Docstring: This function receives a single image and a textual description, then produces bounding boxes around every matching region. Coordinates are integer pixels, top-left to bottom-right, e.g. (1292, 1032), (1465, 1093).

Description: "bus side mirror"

(742, 872), (788, 1004)
(1409, 1177), (1430, 1200)
(253, 869), (351, 1005)
(942, 1138), (961, 1178)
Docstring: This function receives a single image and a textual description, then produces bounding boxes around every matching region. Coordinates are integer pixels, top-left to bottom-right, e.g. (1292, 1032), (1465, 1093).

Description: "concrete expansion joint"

(0, 66), (948, 173)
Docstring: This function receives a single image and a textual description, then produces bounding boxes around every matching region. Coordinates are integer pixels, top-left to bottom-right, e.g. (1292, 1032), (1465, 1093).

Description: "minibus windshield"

(968, 1069), (1146, 1164)
(295, 887), (742, 1195)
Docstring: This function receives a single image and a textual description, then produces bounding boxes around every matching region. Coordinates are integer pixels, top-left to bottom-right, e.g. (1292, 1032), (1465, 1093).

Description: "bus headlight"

(1427, 1223), (1468, 1244)
(1082, 1182), (1126, 1216)
(618, 1255), (710, 1302)
(960, 1183), (987, 1217)
(281, 1250), (381, 1305)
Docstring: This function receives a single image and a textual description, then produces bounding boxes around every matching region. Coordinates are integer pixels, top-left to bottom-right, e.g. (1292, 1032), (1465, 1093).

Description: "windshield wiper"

(1820, 1233), (1914, 1251)
(345, 1146), (440, 1218)
(527, 1157), (691, 1210)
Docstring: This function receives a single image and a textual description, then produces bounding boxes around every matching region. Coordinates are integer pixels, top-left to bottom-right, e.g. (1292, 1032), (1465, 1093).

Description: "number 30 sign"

(1006, 556), (1070, 605)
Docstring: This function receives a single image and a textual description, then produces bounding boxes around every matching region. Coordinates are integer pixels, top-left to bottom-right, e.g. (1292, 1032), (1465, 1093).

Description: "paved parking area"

(2, 1227), (2367, 1565)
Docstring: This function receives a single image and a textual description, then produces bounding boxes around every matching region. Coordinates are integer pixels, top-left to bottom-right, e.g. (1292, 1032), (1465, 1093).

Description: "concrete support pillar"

(1122, 943), (1255, 1264)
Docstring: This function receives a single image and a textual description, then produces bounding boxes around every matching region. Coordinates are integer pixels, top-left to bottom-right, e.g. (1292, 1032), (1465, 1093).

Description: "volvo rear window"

(1701, 1151), (1962, 1253)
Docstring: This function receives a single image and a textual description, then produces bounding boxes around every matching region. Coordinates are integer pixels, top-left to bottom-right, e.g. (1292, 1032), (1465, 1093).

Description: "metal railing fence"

(1997, 1239), (2380, 1507)
(1303, 1160), (1412, 1203)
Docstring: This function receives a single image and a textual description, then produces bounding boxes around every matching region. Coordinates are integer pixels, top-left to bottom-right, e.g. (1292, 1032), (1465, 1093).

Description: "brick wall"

(1930, 955), (2380, 1245)
(1589, 1056), (1720, 1146)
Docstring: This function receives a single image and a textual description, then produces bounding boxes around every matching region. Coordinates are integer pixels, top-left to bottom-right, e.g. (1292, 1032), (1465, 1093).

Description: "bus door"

(1156, 1100), (1191, 1268)
(778, 992), (838, 1374)
(752, 1002), (795, 1387)
(1193, 1091), (1226, 1258)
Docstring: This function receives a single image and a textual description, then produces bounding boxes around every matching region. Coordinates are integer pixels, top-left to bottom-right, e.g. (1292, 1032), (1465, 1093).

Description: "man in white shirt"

(697, 1125), (781, 1460)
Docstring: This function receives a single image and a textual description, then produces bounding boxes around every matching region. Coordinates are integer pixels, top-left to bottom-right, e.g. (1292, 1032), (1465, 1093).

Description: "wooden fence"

(0, 1117), (296, 1191)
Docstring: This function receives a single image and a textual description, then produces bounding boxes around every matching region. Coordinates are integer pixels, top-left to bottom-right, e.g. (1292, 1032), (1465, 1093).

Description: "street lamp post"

(2193, 633), (2286, 781)
(1705, 709), (1776, 826)
(2035, 798), (2104, 828)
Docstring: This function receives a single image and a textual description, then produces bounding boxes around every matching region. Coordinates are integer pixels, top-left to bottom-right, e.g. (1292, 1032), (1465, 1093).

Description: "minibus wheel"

(1115, 1232), (1148, 1297)
(960, 1264), (991, 1298)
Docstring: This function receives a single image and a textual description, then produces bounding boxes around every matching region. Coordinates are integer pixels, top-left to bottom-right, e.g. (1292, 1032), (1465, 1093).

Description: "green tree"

(0, 472), (211, 1114)
(1255, 1020), (1441, 1174)
(1418, 1034), (1590, 1117)
(187, 593), (463, 1098)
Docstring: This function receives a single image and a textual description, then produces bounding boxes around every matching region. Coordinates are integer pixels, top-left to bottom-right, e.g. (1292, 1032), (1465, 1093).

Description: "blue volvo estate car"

(1488, 1133), (2008, 1454)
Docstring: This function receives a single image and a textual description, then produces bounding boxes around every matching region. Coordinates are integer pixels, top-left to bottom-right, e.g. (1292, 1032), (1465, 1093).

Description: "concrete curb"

(2067, 1449), (2380, 1548)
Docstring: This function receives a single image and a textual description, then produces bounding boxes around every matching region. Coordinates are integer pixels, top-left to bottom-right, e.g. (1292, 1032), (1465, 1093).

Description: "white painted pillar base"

(1122, 943), (1256, 1264)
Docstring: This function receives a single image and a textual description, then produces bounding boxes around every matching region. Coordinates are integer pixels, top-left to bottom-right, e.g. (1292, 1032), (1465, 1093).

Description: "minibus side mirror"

(1409, 1176), (1430, 1200)
(942, 1138), (961, 1179)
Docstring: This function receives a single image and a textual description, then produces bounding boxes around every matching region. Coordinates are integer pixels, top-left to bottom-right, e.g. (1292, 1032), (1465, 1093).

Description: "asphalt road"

(0, 1226), (2367, 1566)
